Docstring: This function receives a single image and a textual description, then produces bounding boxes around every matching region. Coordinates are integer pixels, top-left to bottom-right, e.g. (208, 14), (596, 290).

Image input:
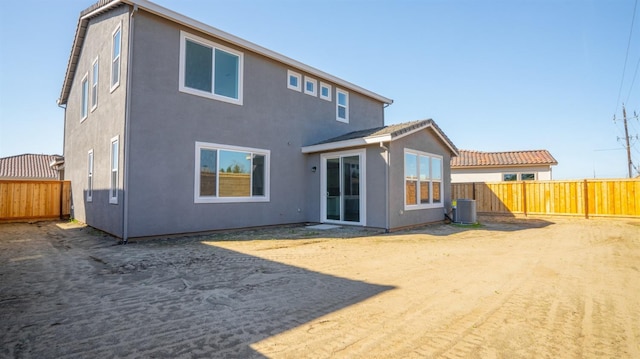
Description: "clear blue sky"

(1, 0), (639, 179)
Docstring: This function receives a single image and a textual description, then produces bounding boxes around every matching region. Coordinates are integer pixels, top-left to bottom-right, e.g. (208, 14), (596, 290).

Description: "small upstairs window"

(91, 57), (99, 111)
(111, 24), (121, 91)
(336, 88), (348, 123)
(287, 70), (301, 91)
(320, 82), (331, 101)
(80, 73), (89, 121)
(304, 77), (317, 96)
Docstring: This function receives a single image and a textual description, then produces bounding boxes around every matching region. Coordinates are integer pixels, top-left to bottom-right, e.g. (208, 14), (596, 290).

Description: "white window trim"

(109, 135), (119, 204)
(178, 31), (244, 105)
(110, 23), (122, 92)
(194, 142), (270, 203)
(404, 149), (444, 210)
(336, 88), (349, 123)
(287, 70), (302, 92)
(80, 72), (89, 122)
(91, 56), (99, 112)
(304, 76), (317, 96)
(320, 82), (332, 101)
(503, 172), (537, 181)
(87, 149), (93, 202)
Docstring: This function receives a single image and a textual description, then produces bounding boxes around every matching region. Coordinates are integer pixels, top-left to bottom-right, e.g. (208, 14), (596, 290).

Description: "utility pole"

(622, 105), (633, 178)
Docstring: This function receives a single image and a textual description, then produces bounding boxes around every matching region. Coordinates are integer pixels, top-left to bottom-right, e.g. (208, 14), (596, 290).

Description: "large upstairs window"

(179, 31), (243, 105)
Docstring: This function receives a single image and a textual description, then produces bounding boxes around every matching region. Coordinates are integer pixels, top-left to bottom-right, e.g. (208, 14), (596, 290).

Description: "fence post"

(522, 181), (527, 217)
(59, 181), (63, 219)
(584, 179), (589, 219)
(472, 182), (476, 200)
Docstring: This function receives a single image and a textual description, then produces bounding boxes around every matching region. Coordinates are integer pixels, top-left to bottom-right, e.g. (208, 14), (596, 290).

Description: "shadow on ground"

(0, 222), (394, 358)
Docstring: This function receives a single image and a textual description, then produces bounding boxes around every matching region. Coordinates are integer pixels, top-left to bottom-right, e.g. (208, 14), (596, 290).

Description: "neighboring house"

(0, 154), (64, 180)
(451, 150), (557, 183)
(58, 0), (458, 239)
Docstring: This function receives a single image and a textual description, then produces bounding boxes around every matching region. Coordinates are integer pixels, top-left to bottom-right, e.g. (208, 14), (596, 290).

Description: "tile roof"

(451, 150), (558, 168)
(0, 154), (64, 179)
(306, 119), (459, 155)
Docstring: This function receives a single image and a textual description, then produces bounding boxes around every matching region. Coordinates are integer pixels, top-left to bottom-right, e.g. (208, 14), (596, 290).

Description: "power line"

(625, 57), (640, 106)
(614, 0), (638, 116)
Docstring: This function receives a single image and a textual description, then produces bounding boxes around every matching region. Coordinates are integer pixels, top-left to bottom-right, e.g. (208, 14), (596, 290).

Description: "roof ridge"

(459, 149), (550, 154)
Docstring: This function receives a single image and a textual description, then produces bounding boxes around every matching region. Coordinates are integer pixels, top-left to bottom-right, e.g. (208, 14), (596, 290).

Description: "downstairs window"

(195, 142), (270, 203)
(405, 149), (443, 209)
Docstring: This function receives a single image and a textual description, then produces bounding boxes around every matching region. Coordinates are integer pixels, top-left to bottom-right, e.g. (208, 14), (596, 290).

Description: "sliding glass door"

(321, 150), (365, 225)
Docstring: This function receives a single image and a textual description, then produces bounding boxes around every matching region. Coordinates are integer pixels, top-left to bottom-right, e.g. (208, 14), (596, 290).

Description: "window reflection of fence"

(200, 172), (217, 196)
(406, 181), (442, 204)
(0, 180), (71, 221)
(406, 180), (417, 205)
(451, 179), (640, 218)
(219, 172), (250, 197)
(200, 172), (251, 197)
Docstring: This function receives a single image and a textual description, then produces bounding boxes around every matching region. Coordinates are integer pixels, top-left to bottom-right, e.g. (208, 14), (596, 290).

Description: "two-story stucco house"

(58, 0), (458, 240)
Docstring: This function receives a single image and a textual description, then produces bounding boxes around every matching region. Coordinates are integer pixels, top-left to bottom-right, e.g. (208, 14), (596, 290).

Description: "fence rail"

(0, 180), (71, 221)
(452, 179), (640, 218)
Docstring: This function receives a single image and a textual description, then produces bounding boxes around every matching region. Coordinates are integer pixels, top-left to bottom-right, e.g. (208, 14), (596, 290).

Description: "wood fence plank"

(0, 182), (8, 217)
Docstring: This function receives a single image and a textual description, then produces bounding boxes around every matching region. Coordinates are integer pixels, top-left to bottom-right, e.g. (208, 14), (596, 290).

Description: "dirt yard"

(1, 217), (639, 358)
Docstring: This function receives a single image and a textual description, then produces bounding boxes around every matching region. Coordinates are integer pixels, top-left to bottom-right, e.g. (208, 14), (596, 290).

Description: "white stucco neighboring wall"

(451, 165), (553, 183)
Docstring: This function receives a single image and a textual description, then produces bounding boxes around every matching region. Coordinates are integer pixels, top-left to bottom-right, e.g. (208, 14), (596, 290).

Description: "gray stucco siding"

(388, 129), (453, 230)
(124, 11), (386, 237)
(63, 6), (130, 237)
(364, 145), (388, 229)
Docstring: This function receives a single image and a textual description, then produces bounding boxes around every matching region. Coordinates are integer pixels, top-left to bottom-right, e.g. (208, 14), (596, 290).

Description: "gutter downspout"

(122, 4), (138, 244)
(380, 142), (390, 232)
(57, 103), (68, 218)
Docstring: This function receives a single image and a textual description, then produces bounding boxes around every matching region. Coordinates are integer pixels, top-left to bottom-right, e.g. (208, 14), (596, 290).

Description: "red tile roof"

(451, 150), (557, 168)
(0, 154), (63, 179)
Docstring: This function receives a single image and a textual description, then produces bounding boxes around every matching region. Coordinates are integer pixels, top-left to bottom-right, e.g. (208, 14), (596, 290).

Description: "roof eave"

(301, 135), (392, 154)
(301, 120), (460, 156)
(59, 0), (393, 106)
(59, 0), (124, 105)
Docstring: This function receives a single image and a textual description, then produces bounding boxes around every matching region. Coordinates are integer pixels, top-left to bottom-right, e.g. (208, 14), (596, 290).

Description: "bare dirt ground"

(1, 217), (639, 358)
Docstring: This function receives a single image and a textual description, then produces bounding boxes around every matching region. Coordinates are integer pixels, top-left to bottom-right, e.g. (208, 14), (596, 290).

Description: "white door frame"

(320, 148), (366, 226)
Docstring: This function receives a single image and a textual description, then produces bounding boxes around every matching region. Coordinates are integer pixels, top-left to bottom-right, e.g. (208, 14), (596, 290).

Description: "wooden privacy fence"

(451, 179), (640, 218)
(0, 180), (71, 222)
